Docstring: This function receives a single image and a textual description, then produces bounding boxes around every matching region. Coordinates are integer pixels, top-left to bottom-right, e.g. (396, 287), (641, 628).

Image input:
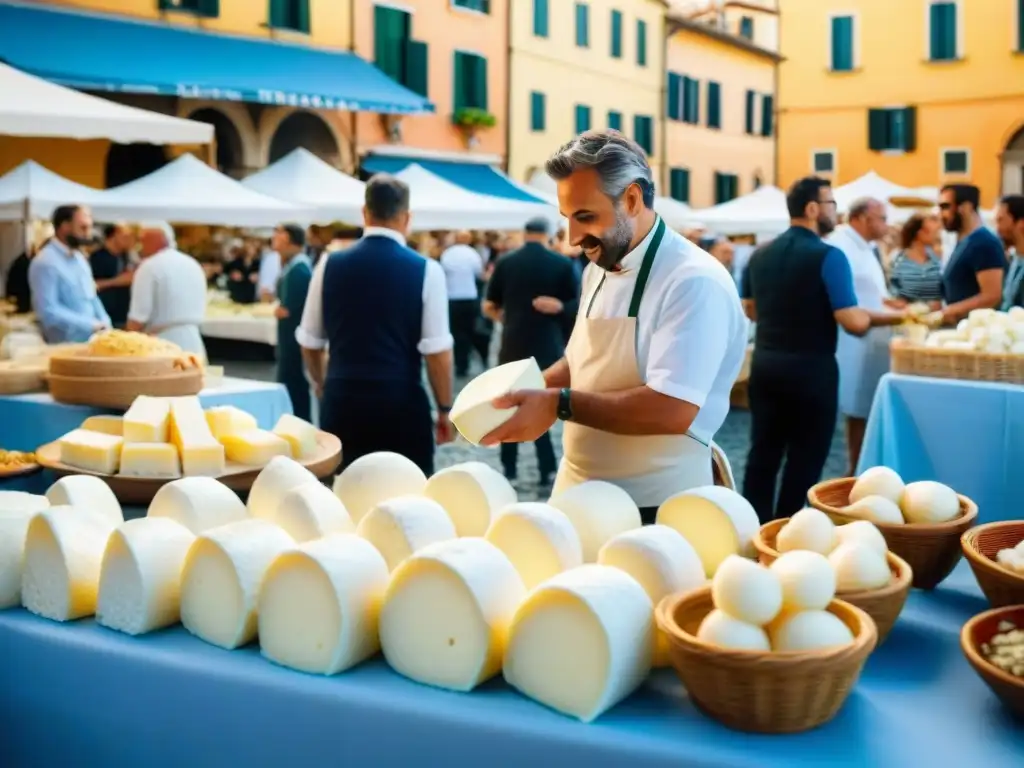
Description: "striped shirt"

(889, 248), (944, 302)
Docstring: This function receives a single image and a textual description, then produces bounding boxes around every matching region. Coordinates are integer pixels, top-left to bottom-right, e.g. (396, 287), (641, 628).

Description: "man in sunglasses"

(938, 184), (1005, 324)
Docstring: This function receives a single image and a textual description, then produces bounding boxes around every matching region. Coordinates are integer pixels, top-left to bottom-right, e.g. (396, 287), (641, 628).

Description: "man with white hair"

(126, 221), (208, 358)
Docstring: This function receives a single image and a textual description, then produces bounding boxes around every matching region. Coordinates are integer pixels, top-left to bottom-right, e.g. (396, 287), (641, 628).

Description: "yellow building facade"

(508, 0), (667, 188)
(777, 0), (1024, 206)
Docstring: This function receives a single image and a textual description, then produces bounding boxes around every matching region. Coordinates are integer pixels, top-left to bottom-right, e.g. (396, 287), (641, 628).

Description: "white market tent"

(0, 160), (110, 221)
(684, 185), (789, 237)
(242, 148), (365, 224)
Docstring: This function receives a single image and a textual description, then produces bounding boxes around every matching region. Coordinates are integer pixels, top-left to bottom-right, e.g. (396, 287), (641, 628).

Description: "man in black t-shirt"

(90, 223), (135, 327)
(939, 183), (1005, 324)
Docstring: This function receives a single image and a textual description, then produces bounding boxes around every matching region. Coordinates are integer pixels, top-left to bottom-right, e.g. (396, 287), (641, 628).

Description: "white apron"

(551, 219), (712, 509)
(837, 237), (890, 419)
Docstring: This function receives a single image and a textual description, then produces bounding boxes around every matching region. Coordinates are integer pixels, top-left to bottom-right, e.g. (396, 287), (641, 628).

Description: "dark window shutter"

(761, 94), (774, 137)
(611, 10), (623, 58)
(531, 92), (546, 131)
(745, 90), (755, 134)
(374, 7), (409, 82)
(453, 53), (466, 113)
(292, 0), (310, 33)
(739, 16), (754, 40)
(637, 19), (647, 66)
(199, 0), (220, 16)
(707, 81), (721, 129)
(686, 78), (701, 124)
(930, 2), (957, 60)
(403, 39), (428, 97)
(575, 105), (591, 134)
(667, 73), (681, 121)
(901, 106), (917, 152)
(533, 0), (549, 37)
(268, 0), (285, 27)
(608, 110), (622, 131)
(1019, 0), (1024, 52)
(831, 16), (853, 71)
(472, 56), (488, 110)
(670, 168), (690, 203)
(867, 108), (887, 151)
(575, 3), (588, 47)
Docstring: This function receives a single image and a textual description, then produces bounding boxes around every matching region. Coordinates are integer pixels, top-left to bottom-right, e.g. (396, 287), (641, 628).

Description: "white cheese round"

(828, 542), (891, 592)
(484, 502), (583, 590)
(0, 504), (48, 609)
(147, 476), (247, 534)
(258, 533), (390, 675)
(547, 480), (642, 562)
(834, 520), (887, 556)
(247, 455), (318, 521)
(423, 461), (517, 536)
(45, 475), (123, 529)
(450, 357), (546, 445)
(332, 452), (427, 524)
(769, 550), (836, 612)
(379, 538), (526, 692)
(0, 491), (49, 514)
(900, 480), (960, 524)
(711, 555), (783, 626)
(274, 481), (353, 543)
(843, 495), (905, 525)
(776, 508), (835, 555)
(769, 609), (855, 652)
(657, 486), (760, 576)
(696, 609), (770, 651)
(849, 465), (905, 505)
(356, 495), (456, 573)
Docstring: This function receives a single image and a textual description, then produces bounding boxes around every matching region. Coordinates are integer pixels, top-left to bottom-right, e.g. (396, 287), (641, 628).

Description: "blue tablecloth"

(858, 374), (1023, 523)
(1, 562), (1021, 768)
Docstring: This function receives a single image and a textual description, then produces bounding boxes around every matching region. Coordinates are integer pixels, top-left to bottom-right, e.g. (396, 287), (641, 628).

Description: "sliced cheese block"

(220, 429), (291, 466)
(248, 455), (317, 520)
(169, 396), (225, 477)
(96, 517), (196, 635)
(147, 477), (247, 533)
(0, 497), (50, 608)
(205, 405), (258, 440)
(272, 413), (318, 459)
(423, 461), (517, 536)
(21, 506), (116, 621)
(46, 475), (123, 529)
(597, 525), (706, 666)
(484, 502), (583, 590)
(80, 415), (123, 436)
(332, 452), (428, 523)
(258, 534), (389, 675)
(356, 495), (457, 573)
(450, 357), (545, 445)
(58, 428), (123, 475)
(119, 443), (181, 479)
(122, 395), (171, 443)
(548, 480), (642, 562)
(656, 486), (760, 577)
(179, 519), (295, 649)
(504, 564), (654, 722)
(274, 481), (353, 542)
(379, 538), (526, 691)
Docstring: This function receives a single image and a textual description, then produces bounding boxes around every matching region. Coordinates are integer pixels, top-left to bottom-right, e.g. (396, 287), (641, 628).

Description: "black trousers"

(277, 352), (311, 422)
(638, 506), (659, 526)
(742, 351), (839, 524)
(500, 432), (556, 481)
(449, 299), (479, 376)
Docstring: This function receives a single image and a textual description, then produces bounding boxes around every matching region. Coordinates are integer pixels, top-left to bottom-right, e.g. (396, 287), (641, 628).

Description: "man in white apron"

(481, 131), (749, 523)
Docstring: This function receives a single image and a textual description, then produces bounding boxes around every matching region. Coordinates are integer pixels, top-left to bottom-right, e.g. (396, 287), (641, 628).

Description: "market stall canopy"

(685, 186), (789, 237)
(653, 197), (694, 230)
(242, 149), (365, 225)
(0, 62), (212, 145)
(0, 2), (432, 115)
(365, 152), (546, 203)
(0, 161), (110, 221)
(95, 154), (310, 226)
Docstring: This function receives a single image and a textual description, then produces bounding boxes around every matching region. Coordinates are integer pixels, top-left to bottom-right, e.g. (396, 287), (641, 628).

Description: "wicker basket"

(890, 337), (1024, 384)
(960, 605), (1024, 718)
(961, 522), (1024, 608)
(808, 477), (977, 590)
(655, 585), (876, 733)
(753, 519), (912, 643)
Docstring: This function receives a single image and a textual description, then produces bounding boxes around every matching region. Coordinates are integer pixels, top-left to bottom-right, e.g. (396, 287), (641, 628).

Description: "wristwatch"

(556, 388), (573, 421)
(438, 404), (452, 414)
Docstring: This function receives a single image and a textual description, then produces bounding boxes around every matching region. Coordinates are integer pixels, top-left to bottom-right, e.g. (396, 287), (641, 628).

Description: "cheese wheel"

(96, 518), (196, 635)
(656, 486), (759, 576)
(258, 534), (390, 675)
(147, 477), (248, 534)
(356, 495), (456, 573)
(0, 491), (49, 514)
(504, 564), (654, 722)
(247, 455), (318, 520)
(450, 357), (546, 445)
(45, 475), (123, 530)
(597, 525), (706, 666)
(0, 498), (49, 609)
(423, 461), (517, 536)
(333, 452), (428, 523)
(274, 481), (354, 543)
(21, 506), (116, 621)
(179, 519), (295, 649)
(484, 502), (583, 590)
(379, 538), (526, 692)
(547, 480), (642, 562)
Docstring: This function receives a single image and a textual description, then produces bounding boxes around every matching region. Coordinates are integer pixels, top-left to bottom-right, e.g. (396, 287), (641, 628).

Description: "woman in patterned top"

(889, 213), (944, 308)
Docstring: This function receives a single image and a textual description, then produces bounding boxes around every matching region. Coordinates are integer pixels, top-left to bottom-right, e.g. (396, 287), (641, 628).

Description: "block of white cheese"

(423, 461), (517, 536)
(122, 395), (171, 443)
(332, 451), (427, 524)
(58, 429), (123, 475)
(258, 534), (390, 675)
(147, 476), (247, 533)
(274, 481), (353, 542)
(356, 495), (457, 573)
(179, 519), (295, 649)
(548, 480), (642, 562)
(484, 502), (583, 590)
(597, 525), (706, 666)
(0, 490), (49, 515)
(272, 413), (319, 459)
(169, 396), (225, 477)
(379, 538), (526, 691)
(21, 506), (117, 621)
(96, 517), (196, 635)
(80, 415), (123, 436)
(205, 405), (258, 440)
(220, 429), (291, 466)
(119, 443), (181, 479)
(247, 455), (318, 521)
(46, 475), (123, 529)
(503, 564), (654, 722)
(449, 357), (545, 445)
(656, 486), (760, 577)
(0, 493), (50, 608)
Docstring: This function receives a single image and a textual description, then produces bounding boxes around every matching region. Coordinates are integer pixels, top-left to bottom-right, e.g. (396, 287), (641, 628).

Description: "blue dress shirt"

(28, 239), (111, 343)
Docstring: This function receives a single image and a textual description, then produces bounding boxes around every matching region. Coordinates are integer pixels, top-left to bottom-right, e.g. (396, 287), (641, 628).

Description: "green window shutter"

(929, 2), (957, 60)
(1019, 0), (1024, 52)
(575, 3), (589, 47)
(867, 108), (888, 150)
(453, 52), (466, 113)
(714, 173), (737, 204)
(900, 106), (917, 151)
(608, 110), (622, 131)
(471, 55), (488, 110)
(667, 73), (681, 121)
(293, 0), (310, 33)
(531, 92), (546, 131)
(633, 115), (652, 155)
(831, 16), (853, 71)
(739, 16), (754, 40)
(707, 81), (721, 129)
(533, 0), (549, 38)
(575, 104), (591, 134)
(403, 40), (429, 97)
(636, 19), (647, 66)
(198, 0), (219, 16)
(687, 78), (700, 124)
(268, 0), (285, 27)
(610, 10), (623, 58)
(761, 94), (774, 136)
(374, 6), (409, 82)
(744, 90), (756, 134)
(670, 168), (690, 203)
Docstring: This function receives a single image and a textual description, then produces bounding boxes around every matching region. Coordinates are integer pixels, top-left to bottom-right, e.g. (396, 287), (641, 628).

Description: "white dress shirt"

(439, 243), (484, 300)
(128, 248), (208, 357)
(258, 249), (282, 297)
(296, 227), (453, 355)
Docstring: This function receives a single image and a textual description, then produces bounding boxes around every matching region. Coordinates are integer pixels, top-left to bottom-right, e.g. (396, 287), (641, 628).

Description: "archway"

(105, 143), (168, 188)
(268, 111), (340, 166)
(1002, 126), (1024, 195)
(187, 108), (245, 177)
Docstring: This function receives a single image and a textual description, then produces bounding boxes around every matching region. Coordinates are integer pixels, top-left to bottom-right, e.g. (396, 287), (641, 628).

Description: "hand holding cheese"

(46, 475), (123, 529)
(423, 461), (517, 536)
(484, 502), (583, 590)
(0, 492), (49, 608)
(274, 481), (353, 543)
(776, 508), (835, 555)
(657, 486), (759, 577)
(548, 480), (642, 562)
(356, 495), (457, 573)
(449, 357), (545, 445)
(148, 476), (248, 533)
(332, 452), (427, 524)
(247, 455), (317, 521)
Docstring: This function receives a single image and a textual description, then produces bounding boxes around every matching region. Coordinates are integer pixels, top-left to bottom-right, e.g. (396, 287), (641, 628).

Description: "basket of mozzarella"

(754, 509), (911, 642)
(808, 467), (977, 589)
(961, 521), (1024, 608)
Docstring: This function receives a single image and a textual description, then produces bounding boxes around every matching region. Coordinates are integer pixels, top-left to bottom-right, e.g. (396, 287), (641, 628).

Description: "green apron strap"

(627, 217), (666, 318)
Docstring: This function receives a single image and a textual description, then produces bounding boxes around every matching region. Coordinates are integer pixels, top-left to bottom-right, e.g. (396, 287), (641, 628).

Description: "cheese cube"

(484, 502), (583, 590)
(220, 429), (291, 466)
(548, 480), (643, 562)
(258, 534), (390, 675)
(96, 518), (196, 635)
(248, 455), (317, 520)
(205, 405), (258, 440)
(119, 443), (181, 479)
(356, 495), (457, 573)
(0, 493), (50, 608)
(46, 475), (123, 529)
(503, 565), (654, 722)
(379, 538), (526, 692)
(272, 413), (318, 459)
(275, 481), (354, 542)
(656, 486), (760, 577)
(179, 519), (294, 649)
(333, 451), (427, 524)
(80, 415), (123, 436)
(58, 429), (123, 475)
(147, 477), (247, 534)
(424, 461), (517, 536)
(122, 396), (171, 443)
(169, 397), (225, 477)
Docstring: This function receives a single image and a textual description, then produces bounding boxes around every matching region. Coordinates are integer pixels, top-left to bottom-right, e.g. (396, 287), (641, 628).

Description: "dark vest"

(322, 235), (425, 391)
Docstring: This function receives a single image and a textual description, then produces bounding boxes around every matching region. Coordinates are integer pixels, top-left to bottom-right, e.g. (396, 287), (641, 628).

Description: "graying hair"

(545, 131), (654, 207)
(138, 220), (176, 249)
(848, 197), (883, 219)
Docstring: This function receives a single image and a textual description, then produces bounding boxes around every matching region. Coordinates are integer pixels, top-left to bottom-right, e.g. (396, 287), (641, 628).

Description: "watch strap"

(557, 388), (573, 421)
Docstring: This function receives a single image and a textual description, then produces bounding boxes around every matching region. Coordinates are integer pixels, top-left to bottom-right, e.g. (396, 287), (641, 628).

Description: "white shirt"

(827, 226), (887, 310)
(296, 227), (454, 355)
(258, 249), (282, 296)
(579, 222), (748, 442)
(128, 248), (208, 356)
(439, 243), (484, 300)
